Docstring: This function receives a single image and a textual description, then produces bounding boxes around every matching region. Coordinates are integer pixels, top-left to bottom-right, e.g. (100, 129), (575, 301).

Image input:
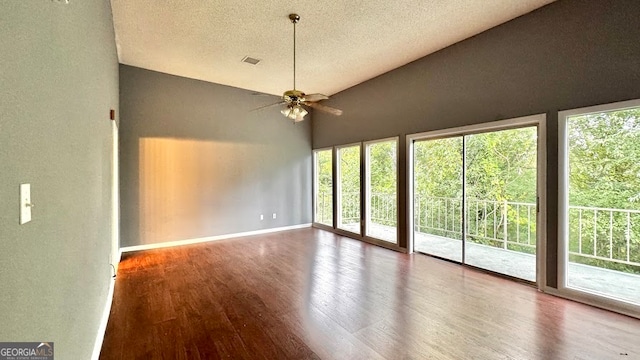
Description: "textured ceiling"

(110, 0), (555, 96)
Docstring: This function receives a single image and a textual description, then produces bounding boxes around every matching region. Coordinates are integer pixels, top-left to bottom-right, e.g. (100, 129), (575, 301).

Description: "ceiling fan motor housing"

(283, 89), (305, 104)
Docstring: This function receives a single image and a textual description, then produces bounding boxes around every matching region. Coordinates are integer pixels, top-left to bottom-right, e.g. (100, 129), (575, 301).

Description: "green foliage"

(568, 109), (640, 209)
(466, 128), (537, 203)
(413, 127), (537, 203)
(414, 137), (463, 198)
(369, 141), (397, 195)
(338, 146), (360, 194)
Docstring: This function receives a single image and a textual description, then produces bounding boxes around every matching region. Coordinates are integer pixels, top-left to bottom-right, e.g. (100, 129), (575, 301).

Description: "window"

(365, 138), (398, 243)
(337, 144), (361, 234)
(314, 149), (333, 226)
(559, 99), (640, 308)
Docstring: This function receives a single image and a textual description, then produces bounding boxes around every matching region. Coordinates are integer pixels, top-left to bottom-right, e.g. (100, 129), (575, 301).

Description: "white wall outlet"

(20, 183), (32, 224)
(260, 214), (264, 220)
(272, 213), (276, 219)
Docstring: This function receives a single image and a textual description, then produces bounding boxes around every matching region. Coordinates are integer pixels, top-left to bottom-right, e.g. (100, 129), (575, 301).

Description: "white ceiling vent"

(241, 56), (261, 65)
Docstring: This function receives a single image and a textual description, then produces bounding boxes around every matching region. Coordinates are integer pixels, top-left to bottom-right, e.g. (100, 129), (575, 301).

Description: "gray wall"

(0, 1), (119, 359)
(119, 65), (312, 248)
(313, 0), (640, 288)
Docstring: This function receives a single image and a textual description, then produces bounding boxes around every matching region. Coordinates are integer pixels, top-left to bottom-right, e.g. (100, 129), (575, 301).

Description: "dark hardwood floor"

(100, 228), (640, 359)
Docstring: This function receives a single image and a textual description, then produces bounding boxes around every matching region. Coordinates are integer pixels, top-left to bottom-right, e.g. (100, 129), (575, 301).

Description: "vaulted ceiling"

(110, 0), (555, 96)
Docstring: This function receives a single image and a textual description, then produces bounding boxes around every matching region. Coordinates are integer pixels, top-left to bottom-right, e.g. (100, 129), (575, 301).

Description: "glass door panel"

(314, 149), (333, 226)
(337, 145), (361, 234)
(365, 139), (398, 243)
(464, 127), (538, 281)
(566, 106), (640, 304)
(413, 137), (463, 262)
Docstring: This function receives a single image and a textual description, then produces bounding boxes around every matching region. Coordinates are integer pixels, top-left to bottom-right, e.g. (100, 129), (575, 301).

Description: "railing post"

(321, 193), (325, 223)
(475, 200), (478, 236)
(503, 199), (508, 249)
(495, 201), (499, 240)
(483, 201), (487, 238)
(527, 205), (531, 245)
(594, 209), (598, 257)
(516, 203), (520, 244)
(627, 211), (631, 263)
(625, 211), (631, 262)
(578, 208), (582, 254)
(416, 195), (421, 232)
(609, 210), (613, 260)
(444, 198), (448, 232)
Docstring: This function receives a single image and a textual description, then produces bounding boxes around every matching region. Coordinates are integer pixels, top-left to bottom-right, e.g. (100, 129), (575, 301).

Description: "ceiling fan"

(254, 14), (343, 122)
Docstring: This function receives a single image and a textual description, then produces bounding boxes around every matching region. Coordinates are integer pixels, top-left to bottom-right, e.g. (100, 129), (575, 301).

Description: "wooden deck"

(343, 222), (640, 304)
(416, 231), (640, 304)
(100, 228), (640, 359)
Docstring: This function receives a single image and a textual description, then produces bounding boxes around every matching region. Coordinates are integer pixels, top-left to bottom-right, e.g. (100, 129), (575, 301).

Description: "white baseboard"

(91, 273), (117, 360)
(114, 249), (121, 271)
(120, 223), (312, 253)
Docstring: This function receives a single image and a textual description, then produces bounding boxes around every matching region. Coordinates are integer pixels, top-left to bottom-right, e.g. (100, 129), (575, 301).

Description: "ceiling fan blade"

(251, 101), (286, 112)
(303, 93), (329, 102)
(305, 102), (343, 116)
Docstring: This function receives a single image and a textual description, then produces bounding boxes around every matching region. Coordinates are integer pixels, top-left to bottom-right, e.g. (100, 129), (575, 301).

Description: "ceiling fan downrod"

(289, 14), (300, 90)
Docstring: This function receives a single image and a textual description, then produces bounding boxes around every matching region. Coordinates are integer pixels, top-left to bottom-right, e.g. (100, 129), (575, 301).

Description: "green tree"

(569, 109), (640, 209)
(369, 141), (397, 195)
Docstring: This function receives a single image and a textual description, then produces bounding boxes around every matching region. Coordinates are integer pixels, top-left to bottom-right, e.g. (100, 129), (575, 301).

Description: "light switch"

(20, 183), (32, 224)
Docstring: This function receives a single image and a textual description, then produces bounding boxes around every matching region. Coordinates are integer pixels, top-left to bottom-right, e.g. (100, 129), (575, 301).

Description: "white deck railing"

(415, 196), (536, 253)
(318, 192), (640, 270)
(568, 205), (640, 266)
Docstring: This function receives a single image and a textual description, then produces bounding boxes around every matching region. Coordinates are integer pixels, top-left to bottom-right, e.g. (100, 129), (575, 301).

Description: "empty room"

(2, 0), (640, 359)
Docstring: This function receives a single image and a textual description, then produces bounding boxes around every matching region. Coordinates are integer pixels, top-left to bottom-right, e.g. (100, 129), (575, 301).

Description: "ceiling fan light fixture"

(280, 107), (291, 117)
(293, 105), (308, 122)
(281, 104), (308, 122)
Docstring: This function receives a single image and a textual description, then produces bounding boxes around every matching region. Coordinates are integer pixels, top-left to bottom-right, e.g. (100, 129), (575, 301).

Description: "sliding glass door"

(411, 117), (542, 282)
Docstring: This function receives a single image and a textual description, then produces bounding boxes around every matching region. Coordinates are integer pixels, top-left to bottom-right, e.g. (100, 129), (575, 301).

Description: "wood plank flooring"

(100, 228), (640, 359)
